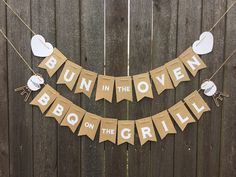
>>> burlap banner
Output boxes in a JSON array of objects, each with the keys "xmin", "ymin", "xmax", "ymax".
[
  {"xmin": 31, "ymin": 84, "xmax": 210, "ymax": 145},
  {"xmin": 95, "ymin": 75, "xmax": 115, "ymax": 102},
  {"xmin": 99, "ymin": 118, "xmax": 117, "ymax": 143},
  {"xmin": 38, "ymin": 47, "xmax": 206, "ymax": 103},
  {"xmin": 135, "ymin": 117, "xmax": 157, "ymax": 145},
  {"xmin": 38, "ymin": 48, "xmax": 67, "ymax": 77},
  {"xmin": 60, "ymin": 104, "xmax": 86, "ymax": 132},
  {"xmin": 78, "ymin": 112, "xmax": 101, "ymax": 140},
  {"xmin": 57, "ymin": 60, "xmax": 82, "ymax": 90},
  {"xmin": 74, "ymin": 69, "xmax": 97, "ymax": 98}
]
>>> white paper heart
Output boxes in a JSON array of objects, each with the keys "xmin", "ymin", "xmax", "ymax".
[
  {"xmin": 192, "ymin": 31, "xmax": 214, "ymax": 55},
  {"xmin": 27, "ymin": 75, "xmax": 45, "ymax": 91},
  {"xmin": 31, "ymin": 34, "xmax": 53, "ymax": 57}
]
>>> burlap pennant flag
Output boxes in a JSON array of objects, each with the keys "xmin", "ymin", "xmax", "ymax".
[
  {"xmin": 117, "ymin": 120, "xmax": 135, "ymax": 145},
  {"xmin": 78, "ymin": 112, "xmax": 101, "ymax": 140},
  {"xmin": 38, "ymin": 48, "xmax": 67, "ymax": 77},
  {"xmin": 99, "ymin": 118, "xmax": 117, "ymax": 143},
  {"xmin": 168, "ymin": 101, "xmax": 196, "ymax": 131},
  {"xmin": 74, "ymin": 69, "xmax": 97, "ymax": 98},
  {"xmin": 152, "ymin": 110, "xmax": 176, "ymax": 139},
  {"xmin": 45, "ymin": 96, "xmax": 72, "ymax": 123},
  {"xmin": 60, "ymin": 104, "xmax": 86, "ymax": 132},
  {"xmin": 150, "ymin": 66, "xmax": 174, "ymax": 94},
  {"xmin": 57, "ymin": 60, "xmax": 82, "ymax": 90},
  {"xmin": 30, "ymin": 84, "xmax": 59, "ymax": 113},
  {"xmin": 165, "ymin": 58, "xmax": 190, "ymax": 87},
  {"xmin": 184, "ymin": 90, "xmax": 210, "ymax": 120},
  {"xmin": 95, "ymin": 75, "xmax": 115, "ymax": 102},
  {"xmin": 135, "ymin": 117, "xmax": 157, "ymax": 145},
  {"xmin": 179, "ymin": 47, "xmax": 207, "ymax": 76},
  {"xmin": 115, "ymin": 76, "xmax": 133, "ymax": 102},
  {"xmin": 133, "ymin": 73, "xmax": 153, "ymax": 101}
]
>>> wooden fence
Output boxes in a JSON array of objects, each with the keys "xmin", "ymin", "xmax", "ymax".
[{"xmin": 0, "ymin": 0, "xmax": 236, "ymax": 177}]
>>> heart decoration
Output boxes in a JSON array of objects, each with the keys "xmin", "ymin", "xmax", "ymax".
[
  {"xmin": 31, "ymin": 34, "xmax": 53, "ymax": 57},
  {"xmin": 201, "ymin": 80, "xmax": 217, "ymax": 97},
  {"xmin": 192, "ymin": 31, "xmax": 214, "ymax": 55}
]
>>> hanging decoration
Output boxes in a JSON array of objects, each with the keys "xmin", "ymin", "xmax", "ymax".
[{"xmin": 1, "ymin": 0, "xmax": 236, "ymax": 145}]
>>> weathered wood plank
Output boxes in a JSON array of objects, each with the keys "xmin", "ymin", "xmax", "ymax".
[
  {"xmin": 219, "ymin": 0, "xmax": 236, "ymax": 176},
  {"xmin": 197, "ymin": 0, "xmax": 226, "ymax": 177},
  {"xmin": 55, "ymin": 1, "xmax": 81, "ymax": 177},
  {"xmin": 31, "ymin": 0, "xmax": 58, "ymax": 177},
  {"xmin": 104, "ymin": 0, "xmax": 128, "ymax": 176},
  {"xmin": 80, "ymin": 1, "xmax": 105, "ymax": 177},
  {"xmin": 0, "ymin": 2, "xmax": 9, "ymax": 177},
  {"xmin": 7, "ymin": 0, "xmax": 32, "ymax": 177},
  {"xmin": 128, "ymin": 0, "xmax": 153, "ymax": 176},
  {"xmin": 174, "ymin": 0, "xmax": 202, "ymax": 177},
  {"xmin": 150, "ymin": 0, "xmax": 178, "ymax": 177}
]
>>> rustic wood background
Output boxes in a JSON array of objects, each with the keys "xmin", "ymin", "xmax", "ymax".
[{"xmin": 1, "ymin": 0, "xmax": 236, "ymax": 177}]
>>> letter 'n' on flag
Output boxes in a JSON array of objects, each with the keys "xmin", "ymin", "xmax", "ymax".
[
  {"xmin": 168, "ymin": 101, "xmax": 196, "ymax": 131},
  {"xmin": 152, "ymin": 110, "xmax": 176, "ymax": 140},
  {"xmin": 74, "ymin": 69, "xmax": 97, "ymax": 98},
  {"xmin": 45, "ymin": 96, "xmax": 72, "ymax": 123},
  {"xmin": 179, "ymin": 47, "xmax": 207, "ymax": 76},
  {"xmin": 135, "ymin": 117, "xmax": 157, "ymax": 145},
  {"xmin": 30, "ymin": 84, "xmax": 59, "ymax": 113},
  {"xmin": 57, "ymin": 60, "xmax": 82, "ymax": 90},
  {"xmin": 117, "ymin": 120, "xmax": 135, "ymax": 145},
  {"xmin": 78, "ymin": 112, "xmax": 101, "ymax": 140},
  {"xmin": 184, "ymin": 90, "xmax": 210, "ymax": 120},
  {"xmin": 38, "ymin": 48, "xmax": 67, "ymax": 77}
]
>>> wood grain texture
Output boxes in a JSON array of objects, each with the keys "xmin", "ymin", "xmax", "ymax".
[
  {"xmin": 80, "ymin": 1, "xmax": 105, "ymax": 177},
  {"xmin": 31, "ymin": 1, "xmax": 57, "ymax": 177},
  {"xmin": 174, "ymin": 0, "xmax": 202, "ymax": 177},
  {"xmin": 104, "ymin": 0, "xmax": 128, "ymax": 176},
  {"xmin": 150, "ymin": 0, "xmax": 178, "ymax": 177},
  {"xmin": 128, "ymin": 0, "xmax": 153, "ymax": 177},
  {"xmin": 55, "ymin": 1, "xmax": 81, "ymax": 177},
  {"xmin": 7, "ymin": 1, "xmax": 33, "ymax": 177},
  {"xmin": 198, "ymin": 0, "xmax": 226, "ymax": 177},
  {"xmin": 220, "ymin": 0, "xmax": 236, "ymax": 176},
  {"xmin": 0, "ymin": 0, "xmax": 236, "ymax": 177},
  {"xmin": 0, "ymin": 2, "xmax": 9, "ymax": 177}
]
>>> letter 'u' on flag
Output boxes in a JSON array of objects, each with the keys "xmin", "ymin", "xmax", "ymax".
[
  {"xmin": 74, "ymin": 69, "xmax": 97, "ymax": 98},
  {"xmin": 135, "ymin": 117, "xmax": 157, "ymax": 145},
  {"xmin": 30, "ymin": 84, "xmax": 59, "ymax": 113},
  {"xmin": 150, "ymin": 66, "xmax": 174, "ymax": 95},
  {"xmin": 60, "ymin": 104, "xmax": 86, "ymax": 133},
  {"xmin": 117, "ymin": 120, "xmax": 135, "ymax": 145},
  {"xmin": 165, "ymin": 58, "xmax": 190, "ymax": 87},
  {"xmin": 57, "ymin": 60, "xmax": 82, "ymax": 90},
  {"xmin": 152, "ymin": 110, "xmax": 176, "ymax": 140},
  {"xmin": 38, "ymin": 48, "xmax": 67, "ymax": 77},
  {"xmin": 78, "ymin": 112, "xmax": 101, "ymax": 140},
  {"xmin": 99, "ymin": 118, "xmax": 117, "ymax": 144},
  {"xmin": 95, "ymin": 75, "xmax": 115, "ymax": 103},
  {"xmin": 133, "ymin": 73, "xmax": 153, "ymax": 101},
  {"xmin": 179, "ymin": 47, "xmax": 207, "ymax": 76},
  {"xmin": 115, "ymin": 76, "xmax": 133, "ymax": 102},
  {"xmin": 45, "ymin": 96, "xmax": 72, "ymax": 123},
  {"xmin": 184, "ymin": 90, "xmax": 210, "ymax": 120},
  {"xmin": 168, "ymin": 101, "xmax": 196, "ymax": 131}
]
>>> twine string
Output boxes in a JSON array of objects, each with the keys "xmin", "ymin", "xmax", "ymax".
[
  {"xmin": 0, "ymin": 29, "xmax": 37, "ymax": 75},
  {"xmin": 0, "ymin": 29, "xmax": 236, "ymax": 92}
]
